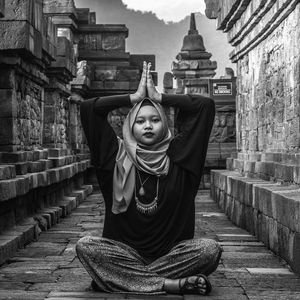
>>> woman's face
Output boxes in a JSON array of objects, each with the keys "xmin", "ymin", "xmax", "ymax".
[{"xmin": 133, "ymin": 105, "xmax": 164, "ymax": 146}]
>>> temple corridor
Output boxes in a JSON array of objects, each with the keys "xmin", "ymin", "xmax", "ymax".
[{"xmin": 0, "ymin": 189, "xmax": 299, "ymax": 300}]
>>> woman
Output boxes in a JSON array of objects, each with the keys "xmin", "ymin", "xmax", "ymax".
[{"xmin": 76, "ymin": 62, "xmax": 222, "ymax": 295}]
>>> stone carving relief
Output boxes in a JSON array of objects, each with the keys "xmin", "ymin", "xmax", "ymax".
[
  {"xmin": 16, "ymin": 77, "xmax": 42, "ymax": 150},
  {"xmin": 210, "ymin": 110, "xmax": 236, "ymax": 143}
]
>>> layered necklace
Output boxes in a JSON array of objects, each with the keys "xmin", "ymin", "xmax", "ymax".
[{"xmin": 135, "ymin": 169, "xmax": 159, "ymax": 215}]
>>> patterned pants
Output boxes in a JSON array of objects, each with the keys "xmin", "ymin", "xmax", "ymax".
[{"xmin": 76, "ymin": 236, "xmax": 222, "ymax": 294}]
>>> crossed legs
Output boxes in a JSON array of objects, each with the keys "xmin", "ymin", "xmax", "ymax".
[{"xmin": 76, "ymin": 236, "xmax": 222, "ymax": 295}]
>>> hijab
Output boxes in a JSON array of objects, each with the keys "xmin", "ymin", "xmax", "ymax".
[{"xmin": 112, "ymin": 98, "xmax": 172, "ymax": 214}]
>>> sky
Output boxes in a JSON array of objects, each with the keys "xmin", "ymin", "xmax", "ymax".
[
  {"xmin": 121, "ymin": 0, "xmax": 206, "ymax": 23},
  {"xmin": 74, "ymin": 0, "xmax": 236, "ymax": 91}
]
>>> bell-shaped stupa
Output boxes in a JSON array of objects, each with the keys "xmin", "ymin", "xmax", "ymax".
[
  {"xmin": 181, "ymin": 13, "xmax": 206, "ymax": 51},
  {"xmin": 171, "ymin": 13, "xmax": 217, "ymax": 95}
]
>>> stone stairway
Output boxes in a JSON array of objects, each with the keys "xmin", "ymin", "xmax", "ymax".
[{"xmin": 0, "ymin": 189, "xmax": 299, "ymax": 300}]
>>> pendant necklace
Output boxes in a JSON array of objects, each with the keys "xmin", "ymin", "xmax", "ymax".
[{"xmin": 135, "ymin": 169, "xmax": 159, "ymax": 215}]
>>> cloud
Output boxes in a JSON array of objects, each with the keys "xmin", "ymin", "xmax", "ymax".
[{"xmin": 121, "ymin": 0, "xmax": 206, "ymax": 23}]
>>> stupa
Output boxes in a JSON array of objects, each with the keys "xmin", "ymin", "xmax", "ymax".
[{"xmin": 171, "ymin": 13, "xmax": 217, "ymax": 95}]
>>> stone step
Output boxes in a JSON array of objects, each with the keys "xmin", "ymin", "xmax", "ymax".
[
  {"xmin": 0, "ymin": 218, "xmax": 39, "ymax": 266},
  {"xmin": 48, "ymin": 148, "xmax": 72, "ymax": 158},
  {"xmin": 211, "ymin": 169, "xmax": 300, "ymax": 275},
  {"xmin": 48, "ymin": 155, "xmax": 77, "ymax": 168},
  {"xmin": 91, "ymin": 80, "xmax": 139, "ymax": 91},
  {"xmin": 0, "ymin": 165, "xmax": 16, "ymax": 180},
  {"xmin": 229, "ymin": 157, "xmax": 300, "ymax": 184},
  {"xmin": 0, "ymin": 160, "xmax": 90, "ymax": 201},
  {"xmin": 0, "ymin": 150, "xmax": 48, "ymax": 164},
  {"xmin": 0, "ymin": 185, "xmax": 93, "ymax": 266}
]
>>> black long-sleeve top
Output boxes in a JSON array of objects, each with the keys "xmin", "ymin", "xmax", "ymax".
[{"xmin": 80, "ymin": 94, "xmax": 215, "ymax": 260}]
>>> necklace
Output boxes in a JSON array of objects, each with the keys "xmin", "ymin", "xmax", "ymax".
[{"xmin": 135, "ymin": 169, "xmax": 159, "ymax": 215}]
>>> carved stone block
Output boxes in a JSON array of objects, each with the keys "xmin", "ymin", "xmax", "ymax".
[
  {"xmin": 4, "ymin": 0, "xmax": 43, "ymax": 31},
  {"xmin": 0, "ymin": 21, "xmax": 42, "ymax": 59},
  {"xmin": 94, "ymin": 67, "xmax": 117, "ymax": 81},
  {"xmin": 102, "ymin": 34, "xmax": 126, "ymax": 51},
  {"xmin": 116, "ymin": 69, "xmax": 140, "ymax": 81},
  {"xmin": 0, "ymin": 0, "xmax": 4, "ymax": 18},
  {"xmin": 43, "ymin": 0, "xmax": 77, "ymax": 15},
  {"xmin": 204, "ymin": 0, "xmax": 219, "ymax": 19},
  {"xmin": 42, "ymin": 15, "xmax": 56, "ymax": 61},
  {"xmin": 0, "ymin": 89, "xmax": 17, "ymax": 118},
  {"xmin": 76, "ymin": 8, "xmax": 90, "ymax": 24},
  {"xmin": 78, "ymin": 33, "xmax": 101, "ymax": 51},
  {"xmin": 163, "ymin": 72, "xmax": 174, "ymax": 89},
  {"xmin": 172, "ymin": 69, "xmax": 216, "ymax": 79},
  {"xmin": 129, "ymin": 55, "xmax": 156, "ymax": 70},
  {"xmin": 0, "ymin": 118, "xmax": 15, "ymax": 146}
]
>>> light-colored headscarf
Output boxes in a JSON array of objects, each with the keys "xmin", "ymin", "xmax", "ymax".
[{"xmin": 112, "ymin": 98, "xmax": 172, "ymax": 214}]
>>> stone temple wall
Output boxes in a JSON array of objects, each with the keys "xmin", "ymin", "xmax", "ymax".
[
  {"xmin": 206, "ymin": 0, "xmax": 300, "ymax": 274},
  {"xmin": 237, "ymin": 8, "xmax": 300, "ymax": 153},
  {"xmin": 0, "ymin": 0, "xmax": 156, "ymax": 265}
]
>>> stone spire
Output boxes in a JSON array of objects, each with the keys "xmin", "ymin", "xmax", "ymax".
[
  {"xmin": 181, "ymin": 13, "xmax": 205, "ymax": 51},
  {"xmin": 171, "ymin": 13, "xmax": 217, "ymax": 94},
  {"xmin": 189, "ymin": 12, "xmax": 197, "ymax": 34}
]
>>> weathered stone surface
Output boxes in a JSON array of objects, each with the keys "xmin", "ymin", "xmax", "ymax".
[
  {"xmin": 0, "ymin": 165, "xmax": 16, "ymax": 180},
  {"xmin": 0, "ymin": 21, "xmax": 42, "ymax": 58},
  {"xmin": 208, "ymin": 0, "xmax": 300, "ymax": 275},
  {"xmin": 211, "ymin": 169, "xmax": 300, "ymax": 274},
  {"xmin": 0, "ymin": 290, "xmax": 48, "ymax": 299},
  {"xmin": 44, "ymin": 0, "xmax": 77, "ymax": 15},
  {"xmin": 0, "ymin": 0, "xmax": 4, "ymax": 18},
  {"xmin": 205, "ymin": 0, "xmax": 220, "ymax": 19},
  {"xmin": 0, "ymin": 190, "xmax": 299, "ymax": 299}
]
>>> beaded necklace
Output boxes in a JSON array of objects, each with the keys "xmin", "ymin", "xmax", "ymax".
[{"xmin": 135, "ymin": 169, "xmax": 159, "ymax": 215}]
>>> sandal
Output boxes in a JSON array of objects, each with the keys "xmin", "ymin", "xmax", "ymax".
[{"xmin": 179, "ymin": 275, "xmax": 212, "ymax": 295}]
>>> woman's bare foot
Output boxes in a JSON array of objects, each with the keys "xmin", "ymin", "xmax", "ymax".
[{"xmin": 164, "ymin": 275, "xmax": 212, "ymax": 295}]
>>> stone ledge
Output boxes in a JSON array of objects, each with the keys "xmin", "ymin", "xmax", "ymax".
[
  {"xmin": 0, "ymin": 165, "xmax": 16, "ymax": 180},
  {"xmin": 223, "ymin": 0, "xmax": 252, "ymax": 33},
  {"xmin": 0, "ymin": 218, "xmax": 39, "ymax": 266},
  {"xmin": 172, "ymin": 69, "xmax": 216, "ymax": 79},
  {"xmin": 229, "ymin": 0, "xmax": 299, "ymax": 61},
  {"xmin": 211, "ymin": 169, "xmax": 300, "ymax": 274},
  {"xmin": 0, "ymin": 21, "xmax": 42, "ymax": 59},
  {"xmin": 0, "ymin": 150, "xmax": 48, "ymax": 163},
  {"xmin": 0, "ymin": 184, "xmax": 93, "ymax": 266},
  {"xmin": 0, "ymin": 160, "xmax": 90, "ymax": 201},
  {"xmin": 228, "ymin": 157, "xmax": 300, "ymax": 184}
]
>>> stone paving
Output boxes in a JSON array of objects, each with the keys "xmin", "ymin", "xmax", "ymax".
[{"xmin": 0, "ymin": 189, "xmax": 300, "ymax": 300}]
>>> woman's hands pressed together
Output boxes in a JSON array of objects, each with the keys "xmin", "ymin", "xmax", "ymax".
[
  {"xmin": 130, "ymin": 61, "xmax": 162, "ymax": 104},
  {"xmin": 146, "ymin": 62, "xmax": 162, "ymax": 103}
]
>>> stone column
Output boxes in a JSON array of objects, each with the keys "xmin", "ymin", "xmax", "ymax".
[
  {"xmin": 70, "ymin": 60, "xmax": 91, "ymax": 152},
  {"xmin": 0, "ymin": 0, "xmax": 52, "ymax": 152},
  {"xmin": 44, "ymin": 36, "xmax": 76, "ymax": 149}
]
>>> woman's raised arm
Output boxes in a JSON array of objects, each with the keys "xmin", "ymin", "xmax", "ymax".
[{"xmin": 163, "ymin": 93, "xmax": 215, "ymax": 180}]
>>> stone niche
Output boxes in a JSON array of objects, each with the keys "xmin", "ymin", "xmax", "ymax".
[{"xmin": 205, "ymin": 0, "xmax": 300, "ymax": 274}]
